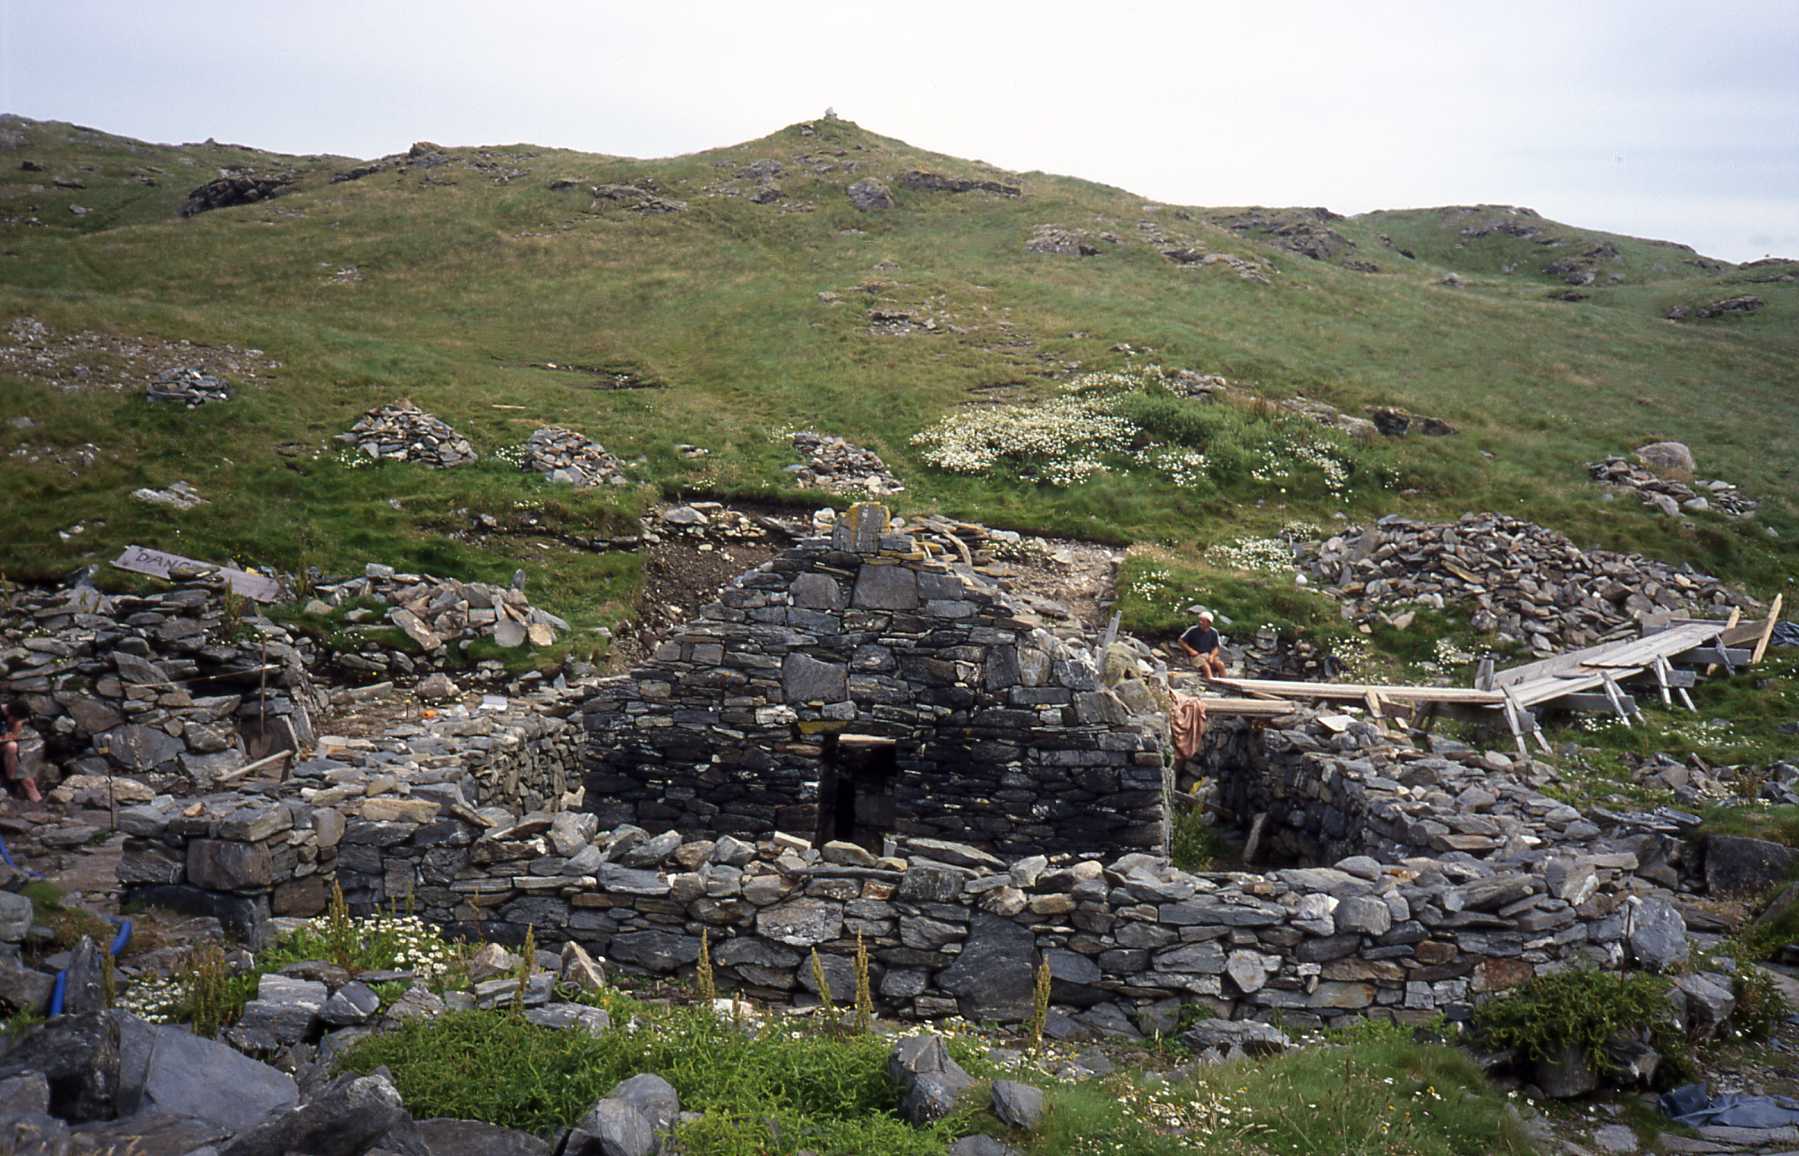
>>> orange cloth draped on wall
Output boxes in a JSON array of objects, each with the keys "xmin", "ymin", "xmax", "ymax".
[{"xmin": 1171, "ymin": 695, "xmax": 1209, "ymax": 761}]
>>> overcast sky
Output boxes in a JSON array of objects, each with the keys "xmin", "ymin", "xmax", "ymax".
[{"xmin": 5, "ymin": 1, "xmax": 1797, "ymax": 262}]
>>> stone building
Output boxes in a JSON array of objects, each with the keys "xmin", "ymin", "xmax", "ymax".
[{"xmin": 582, "ymin": 505, "xmax": 1167, "ymax": 859}]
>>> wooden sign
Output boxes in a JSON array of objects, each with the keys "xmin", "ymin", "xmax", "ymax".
[{"xmin": 111, "ymin": 545, "xmax": 282, "ymax": 602}]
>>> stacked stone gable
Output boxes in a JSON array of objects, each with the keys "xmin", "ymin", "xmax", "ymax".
[{"xmin": 581, "ymin": 505, "xmax": 1167, "ymax": 860}]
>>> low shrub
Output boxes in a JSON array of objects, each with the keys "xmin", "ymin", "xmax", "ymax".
[
  {"xmin": 1169, "ymin": 802, "xmax": 1224, "ymax": 872},
  {"xmin": 1471, "ymin": 969, "xmax": 1680, "ymax": 1074},
  {"xmin": 1729, "ymin": 965, "xmax": 1793, "ymax": 1041}
]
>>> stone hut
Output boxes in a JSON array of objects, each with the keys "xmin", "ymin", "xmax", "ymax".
[{"xmin": 582, "ymin": 505, "xmax": 1167, "ymax": 859}]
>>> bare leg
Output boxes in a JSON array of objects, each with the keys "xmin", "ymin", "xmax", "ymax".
[{"xmin": 3, "ymin": 741, "xmax": 35, "ymax": 803}]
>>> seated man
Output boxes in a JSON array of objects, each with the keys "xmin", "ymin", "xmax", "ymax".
[
  {"xmin": 2, "ymin": 700, "xmax": 40, "ymax": 803},
  {"xmin": 1177, "ymin": 613, "xmax": 1227, "ymax": 679}
]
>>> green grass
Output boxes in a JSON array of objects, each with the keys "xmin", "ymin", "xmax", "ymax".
[
  {"xmin": 337, "ymin": 997, "xmax": 1531, "ymax": 1155},
  {"xmin": 2, "ymin": 113, "xmax": 1796, "ymax": 651}
]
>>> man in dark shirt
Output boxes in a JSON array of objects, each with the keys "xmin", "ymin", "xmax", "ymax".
[{"xmin": 1178, "ymin": 613, "xmax": 1227, "ymax": 678}]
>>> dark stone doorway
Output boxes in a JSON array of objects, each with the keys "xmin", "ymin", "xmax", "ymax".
[{"xmin": 815, "ymin": 734, "xmax": 898, "ymax": 852}]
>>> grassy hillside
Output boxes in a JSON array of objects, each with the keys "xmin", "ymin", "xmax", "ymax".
[{"xmin": 1, "ymin": 111, "xmax": 1794, "ymax": 659}]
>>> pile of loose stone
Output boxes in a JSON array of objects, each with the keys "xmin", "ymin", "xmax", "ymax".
[
  {"xmin": 785, "ymin": 430, "xmax": 904, "ymax": 496},
  {"xmin": 144, "ymin": 366, "xmax": 232, "ymax": 405},
  {"xmin": 336, "ymin": 403, "xmax": 477, "ymax": 467},
  {"xmin": 652, "ymin": 503, "xmax": 771, "ymax": 542},
  {"xmin": 1026, "ymin": 225, "xmax": 1107, "ymax": 256},
  {"xmin": 312, "ymin": 563, "xmax": 566, "ymax": 655},
  {"xmin": 0, "ymin": 581, "xmax": 324, "ymax": 793},
  {"xmin": 521, "ymin": 426, "xmax": 628, "ymax": 488},
  {"xmin": 1589, "ymin": 456, "xmax": 1758, "ymax": 518},
  {"xmin": 1299, "ymin": 512, "xmax": 1751, "ymax": 655}
]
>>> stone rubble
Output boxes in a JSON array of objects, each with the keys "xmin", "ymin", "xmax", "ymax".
[
  {"xmin": 1665, "ymin": 295, "xmax": 1763, "ymax": 322},
  {"xmin": 898, "ymin": 170, "xmax": 1021, "ymax": 197},
  {"xmin": 520, "ymin": 426, "xmax": 628, "ymax": 488},
  {"xmin": 130, "ymin": 480, "xmax": 206, "ymax": 510},
  {"xmin": 336, "ymin": 403, "xmax": 477, "ymax": 467},
  {"xmin": 179, "ymin": 172, "xmax": 293, "ymax": 217},
  {"xmin": 1590, "ymin": 456, "xmax": 1758, "ymax": 518},
  {"xmin": 1300, "ymin": 512, "xmax": 1752, "ymax": 655},
  {"xmin": 312, "ymin": 563, "xmax": 565, "ymax": 657},
  {"xmin": 144, "ymin": 367, "xmax": 232, "ymax": 406},
  {"xmin": 651, "ymin": 503, "xmax": 770, "ymax": 543},
  {"xmin": 785, "ymin": 430, "xmax": 904, "ymax": 497},
  {"xmin": 1025, "ymin": 225, "xmax": 1107, "ymax": 257}
]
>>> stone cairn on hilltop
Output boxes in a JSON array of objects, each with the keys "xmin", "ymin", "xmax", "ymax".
[
  {"xmin": 1589, "ymin": 441, "xmax": 1758, "ymax": 518},
  {"xmin": 522, "ymin": 426, "xmax": 628, "ymax": 488},
  {"xmin": 145, "ymin": 366, "xmax": 232, "ymax": 406},
  {"xmin": 337, "ymin": 403, "xmax": 477, "ymax": 467},
  {"xmin": 1300, "ymin": 512, "xmax": 1750, "ymax": 656},
  {"xmin": 314, "ymin": 563, "xmax": 566, "ymax": 654},
  {"xmin": 786, "ymin": 430, "xmax": 904, "ymax": 497}
]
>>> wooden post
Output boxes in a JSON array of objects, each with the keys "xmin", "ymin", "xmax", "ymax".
[
  {"xmin": 1751, "ymin": 593, "xmax": 1785, "ymax": 666},
  {"xmin": 1651, "ymin": 656, "xmax": 1673, "ymax": 708},
  {"xmin": 1475, "ymin": 654, "xmax": 1495, "ymax": 692}
]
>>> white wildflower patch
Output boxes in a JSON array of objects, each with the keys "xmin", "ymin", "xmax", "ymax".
[
  {"xmin": 1212, "ymin": 537, "xmax": 1294, "ymax": 573},
  {"xmin": 912, "ymin": 388, "xmax": 1138, "ymax": 485},
  {"xmin": 116, "ymin": 974, "xmax": 187, "ymax": 1025}
]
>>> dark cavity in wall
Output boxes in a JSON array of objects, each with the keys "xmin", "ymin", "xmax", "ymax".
[{"xmin": 814, "ymin": 733, "xmax": 900, "ymax": 852}]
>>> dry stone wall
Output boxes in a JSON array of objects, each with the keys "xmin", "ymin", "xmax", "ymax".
[
  {"xmin": 581, "ymin": 505, "xmax": 1167, "ymax": 861},
  {"xmin": 118, "ymin": 708, "xmax": 1692, "ymax": 1031}
]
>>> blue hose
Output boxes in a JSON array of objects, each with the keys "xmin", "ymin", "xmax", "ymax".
[
  {"xmin": 46, "ymin": 918, "xmax": 132, "ymax": 1018},
  {"xmin": 0, "ymin": 833, "xmax": 14, "ymax": 868}
]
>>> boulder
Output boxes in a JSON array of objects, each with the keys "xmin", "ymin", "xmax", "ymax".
[
  {"xmin": 846, "ymin": 178, "xmax": 893, "ymax": 211},
  {"xmin": 560, "ymin": 941, "xmax": 608, "ymax": 992},
  {"xmin": 218, "ymin": 1072, "xmax": 417, "ymax": 1156},
  {"xmin": 320, "ymin": 982, "xmax": 382, "ymax": 1028},
  {"xmin": 0, "ymin": 1072, "xmax": 49, "ymax": 1116},
  {"xmin": 950, "ymin": 1139, "xmax": 1024, "ymax": 1156},
  {"xmin": 0, "ymin": 957, "xmax": 56, "ymax": 1016},
  {"xmin": 609, "ymin": 1073, "xmax": 679, "ymax": 1133},
  {"xmin": 1703, "ymin": 835, "xmax": 1799, "ymax": 895},
  {"xmin": 131, "ymin": 1024, "xmax": 298, "ymax": 1132},
  {"xmin": 523, "ymin": 1003, "xmax": 611, "ymax": 1036},
  {"xmin": 1533, "ymin": 1044, "xmax": 1599, "ymax": 1098},
  {"xmin": 1635, "ymin": 441, "xmax": 1696, "ymax": 474},
  {"xmin": 565, "ymin": 1097, "xmax": 656, "ymax": 1156},
  {"xmin": 1674, "ymin": 973, "xmax": 1736, "ymax": 1042},
  {"xmin": 415, "ymin": 1118, "xmax": 551, "ymax": 1156},
  {"xmin": 990, "ymin": 1079, "xmax": 1045, "ymax": 1130},
  {"xmin": 0, "ymin": 890, "xmax": 32, "ymax": 943},
  {"xmin": 937, "ymin": 914, "xmax": 1037, "ymax": 1021},
  {"xmin": 1627, "ymin": 896, "xmax": 1690, "ymax": 973},
  {"xmin": 887, "ymin": 1034, "xmax": 974, "ymax": 1125},
  {"xmin": 0, "ymin": 1011, "xmax": 121, "ymax": 1122},
  {"xmin": 1180, "ymin": 1019, "xmax": 1291, "ymax": 1061}
]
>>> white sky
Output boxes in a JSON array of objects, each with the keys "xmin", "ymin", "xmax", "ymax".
[{"xmin": 5, "ymin": 1, "xmax": 1797, "ymax": 262}]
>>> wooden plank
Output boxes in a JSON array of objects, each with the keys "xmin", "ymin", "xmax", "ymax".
[
  {"xmin": 1751, "ymin": 593, "xmax": 1785, "ymax": 666},
  {"xmin": 1207, "ymin": 677, "xmax": 1504, "ymax": 705},
  {"xmin": 1556, "ymin": 692, "xmax": 1639, "ymax": 712},
  {"xmin": 1705, "ymin": 607, "xmax": 1743, "ymax": 675},
  {"xmin": 1189, "ymin": 698, "xmax": 1299, "ymax": 718},
  {"xmin": 1671, "ymin": 646, "xmax": 1750, "ymax": 668}
]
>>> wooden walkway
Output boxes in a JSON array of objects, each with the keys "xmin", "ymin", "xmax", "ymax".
[{"xmin": 1180, "ymin": 595, "xmax": 1784, "ymax": 756}]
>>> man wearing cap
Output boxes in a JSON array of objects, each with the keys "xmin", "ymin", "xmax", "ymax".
[{"xmin": 1178, "ymin": 613, "xmax": 1227, "ymax": 678}]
